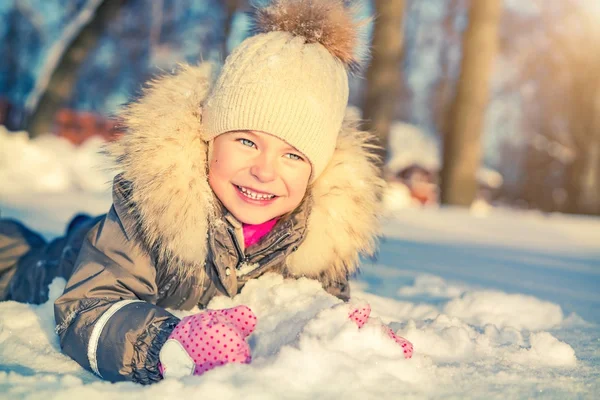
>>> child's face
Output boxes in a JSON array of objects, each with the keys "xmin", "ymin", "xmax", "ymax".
[{"xmin": 208, "ymin": 130, "xmax": 312, "ymax": 225}]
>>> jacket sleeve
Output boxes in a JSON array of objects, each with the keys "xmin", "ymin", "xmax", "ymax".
[
  {"xmin": 323, "ymin": 275, "xmax": 351, "ymax": 302},
  {"xmin": 53, "ymin": 189, "xmax": 180, "ymax": 384}
]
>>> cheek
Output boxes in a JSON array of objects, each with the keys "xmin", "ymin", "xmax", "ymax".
[
  {"xmin": 209, "ymin": 150, "xmax": 232, "ymax": 178},
  {"xmin": 207, "ymin": 166, "xmax": 219, "ymax": 195},
  {"xmin": 208, "ymin": 157, "xmax": 228, "ymax": 193},
  {"xmin": 286, "ymin": 170, "xmax": 310, "ymax": 203}
]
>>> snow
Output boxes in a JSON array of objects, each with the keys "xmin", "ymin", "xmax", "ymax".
[
  {"xmin": 1, "ymin": 131, "xmax": 599, "ymax": 398},
  {"xmin": 386, "ymin": 121, "xmax": 504, "ymax": 188},
  {"xmin": 382, "ymin": 181, "xmax": 418, "ymax": 211},
  {"xmin": 476, "ymin": 167, "xmax": 503, "ymax": 189},
  {"xmin": 387, "ymin": 121, "xmax": 440, "ymax": 172},
  {"xmin": 442, "ymin": 291, "xmax": 563, "ymax": 331},
  {"xmin": 0, "ymin": 126, "xmax": 115, "ymax": 195}
]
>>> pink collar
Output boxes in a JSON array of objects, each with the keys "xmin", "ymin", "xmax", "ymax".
[{"xmin": 242, "ymin": 218, "xmax": 278, "ymax": 248}]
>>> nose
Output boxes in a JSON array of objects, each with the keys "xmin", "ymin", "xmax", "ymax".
[{"xmin": 250, "ymin": 152, "xmax": 277, "ymax": 183}]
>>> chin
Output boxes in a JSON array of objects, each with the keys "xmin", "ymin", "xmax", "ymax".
[
  {"xmin": 238, "ymin": 214, "xmax": 272, "ymax": 225},
  {"xmin": 229, "ymin": 208, "xmax": 273, "ymax": 225}
]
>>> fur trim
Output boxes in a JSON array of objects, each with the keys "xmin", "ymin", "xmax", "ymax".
[
  {"xmin": 106, "ymin": 63, "xmax": 384, "ymax": 283},
  {"xmin": 286, "ymin": 119, "xmax": 384, "ymax": 282},
  {"xmin": 254, "ymin": 0, "xmax": 367, "ymax": 70},
  {"xmin": 106, "ymin": 64, "xmax": 215, "ymax": 278}
]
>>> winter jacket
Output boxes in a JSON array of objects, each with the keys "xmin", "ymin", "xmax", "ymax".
[
  {"xmin": 0, "ymin": 215, "xmax": 102, "ymax": 304},
  {"xmin": 6, "ymin": 63, "xmax": 384, "ymax": 384}
]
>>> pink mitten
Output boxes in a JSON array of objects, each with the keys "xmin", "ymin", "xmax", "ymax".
[
  {"xmin": 384, "ymin": 326, "xmax": 413, "ymax": 358},
  {"xmin": 348, "ymin": 303, "xmax": 413, "ymax": 359},
  {"xmin": 159, "ymin": 305, "xmax": 256, "ymax": 378},
  {"xmin": 349, "ymin": 303, "xmax": 372, "ymax": 328}
]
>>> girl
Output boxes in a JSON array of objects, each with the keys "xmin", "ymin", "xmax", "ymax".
[{"xmin": 0, "ymin": 0, "xmax": 412, "ymax": 384}]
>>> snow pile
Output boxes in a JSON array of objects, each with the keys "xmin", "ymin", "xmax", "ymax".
[
  {"xmin": 0, "ymin": 272, "xmax": 583, "ymax": 399},
  {"xmin": 443, "ymin": 291, "xmax": 564, "ymax": 331},
  {"xmin": 382, "ymin": 182, "xmax": 419, "ymax": 211},
  {"xmin": 396, "ymin": 276, "xmax": 568, "ymax": 331},
  {"xmin": 385, "ymin": 121, "xmax": 503, "ymax": 188},
  {"xmin": 398, "ymin": 274, "xmax": 468, "ymax": 299},
  {"xmin": 401, "ymin": 315, "xmax": 575, "ymax": 367},
  {"xmin": 0, "ymin": 280, "xmax": 83, "ymax": 377},
  {"xmin": 387, "ymin": 121, "xmax": 440, "ymax": 173},
  {"xmin": 0, "ymin": 127, "xmax": 115, "ymax": 195},
  {"xmin": 477, "ymin": 167, "xmax": 504, "ymax": 189}
]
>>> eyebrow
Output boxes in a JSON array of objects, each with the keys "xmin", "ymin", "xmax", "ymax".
[{"xmin": 244, "ymin": 130, "xmax": 259, "ymax": 138}]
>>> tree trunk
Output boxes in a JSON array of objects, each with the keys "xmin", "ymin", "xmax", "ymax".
[
  {"xmin": 26, "ymin": 0, "xmax": 123, "ymax": 138},
  {"xmin": 432, "ymin": 0, "xmax": 461, "ymax": 137},
  {"xmin": 362, "ymin": 0, "xmax": 405, "ymax": 168},
  {"xmin": 440, "ymin": 0, "xmax": 502, "ymax": 206},
  {"xmin": 564, "ymin": 123, "xmax": 600, "ymax": 215},
  {"xmin": 222, "ymin": 0, "xmax": 242, "ymax": 59},
  {"xmin": 579, "ymin": 133, "xmax": 600, "ymax": 214},
  {"xmin": 561, "ymin": 40, "xmax": 600, "ymax": 215}
]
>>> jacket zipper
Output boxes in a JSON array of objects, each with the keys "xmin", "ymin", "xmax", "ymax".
[
  {"xmin": 226, "ymin": 226, "xmax": 291, "ymax": 268},
  {"xmin": 227, "ymin": 226, "xmax": 246, "ymax": 266},
  {"xmin": 250, "ymin": 232, "xmax": 291, "ymax": 259}
]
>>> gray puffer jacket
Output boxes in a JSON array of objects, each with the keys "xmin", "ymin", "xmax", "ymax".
[{"xmin": 4, "ymin": 63, "xmax": 384, "ymax": 385}]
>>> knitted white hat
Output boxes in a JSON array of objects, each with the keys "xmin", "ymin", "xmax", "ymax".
[{"xmin": 202, "ymin": 0, "xmax": 364, "ymax": 181}]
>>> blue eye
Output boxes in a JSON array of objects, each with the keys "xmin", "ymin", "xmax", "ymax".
[
  {"xmin": 285, "ymin": 153, "xmax": 303, "ymax": 161},
  {"xmin": 239, "ymin": 138, "xmax": 256, "ymax": 148}
]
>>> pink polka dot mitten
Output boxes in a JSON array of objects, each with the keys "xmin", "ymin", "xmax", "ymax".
[
  {"xmin": 348, "ymin": 303, "xmax": 372, "ymax": 328},
  {"xmin": 158, "ymin": 305, "xmax": 257, "ymax": 378},
  {"xmin": 348, "ymin": 303, "xmax": 413, "ymax": 359}
]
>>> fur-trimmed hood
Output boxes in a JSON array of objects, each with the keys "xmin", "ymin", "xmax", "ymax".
[{"xmin": 107, "ymin": 63, "xmax": 384, "ymax": 283}]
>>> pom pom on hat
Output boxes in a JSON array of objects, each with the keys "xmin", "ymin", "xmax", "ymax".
[{"xmin": 254, "ymin": 0, "xmax": 365, "ymax": 71}]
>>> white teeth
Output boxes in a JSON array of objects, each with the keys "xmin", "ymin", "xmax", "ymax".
[{"xmin": 237, "ymin": 185, "xmax": 275, "ymax": 200}]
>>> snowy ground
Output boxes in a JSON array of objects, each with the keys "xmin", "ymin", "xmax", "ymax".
[{"xmin": 0, "ymin": 130, "xmax": 599, "ymax": 399}]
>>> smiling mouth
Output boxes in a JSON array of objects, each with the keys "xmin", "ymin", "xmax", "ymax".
[{"xmin": 234, "ymin": 185, "xmax": 277, "ymax": 201}]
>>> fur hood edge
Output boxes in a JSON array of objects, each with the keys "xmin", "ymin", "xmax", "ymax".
[{"xmin": 106, "ymin": 63, "xmax": 385, "ymax": 283}]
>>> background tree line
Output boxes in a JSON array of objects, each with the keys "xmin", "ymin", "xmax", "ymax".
[{"xmin": 1, "ymin": 0, "xmax": 598, "ymax": 215}]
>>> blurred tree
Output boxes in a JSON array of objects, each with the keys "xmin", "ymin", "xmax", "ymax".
[
  {"xmin": 70, "ymin": 0, "xmax": 228, "ymax": 116},
  {"xmin": 440, "ymin": 0, "xmax": 502, "ymax": 206},
  {"xmin": 516, "ymin": 3, "xmax": 600, "ymax": 215},
  {"xmin": 0, "ymin": 3, "xmax": 44, "ymax": 130},
  {"xmin": 26, "ymin": 0, "xmax": 124, "ymax": 138},
  {"xmin": 362, "ymin": 0, "xmax": 405, "ymax": 168},
  {"xmin": 552, "ymin": 12, "xmax": 600, "ymax": 215},
  {"xmin": 222, "ymin": 0, "xmax": 246, "ymax": 59},
  {"xmin": 430, "ymin": 0, "xmax": 463, "ymax": 138}
]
